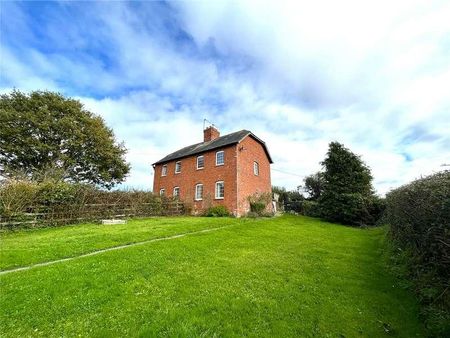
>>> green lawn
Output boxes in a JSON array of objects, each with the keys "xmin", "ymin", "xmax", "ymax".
[{"xmin": 0, "ymin": 215, "xmax": 424, "ymax": 337}]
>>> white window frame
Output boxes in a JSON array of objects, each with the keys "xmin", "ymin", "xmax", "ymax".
[
  {"xmin": 197, "ymin": 155, "xmax": 204, "ymax": 170},
  {"xmin": 161, "ymin": 165, "xmax": 167, "ymax": 176},
  {"xmin": 195, "ymin": 183, "xmax": 203, "ymax": 201},
  {"xmin": 216, "ymin": 151, "xmax": 225, "ymax": 166},
  {"xmin": 253, "ymin": 161, "xmax": 259, "ymax": 176},
  {"xmin": 175, "ymin": 161, "xmax": 181, "ymax": 174},
  {"xmin": 215, "ymin": 181, "xmax": 224, "ymax": 199},
  {"xmin": 173, "ymin": 186, "xmax": 180, "ymax": 198},
  {"xmin": 159, "ymin": 188, "xmax": 165, "ymax": 196}
]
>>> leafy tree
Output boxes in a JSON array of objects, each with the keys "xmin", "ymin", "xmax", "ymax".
[
  {"xmin": 0, "ymin": 90, "xmax": 130, "ymax": 189},
  {"xmin": 301, "ymin": 171, "xmax": 325, "ymax": 200},
  {"xmin": 272, "ymin": 185, "xmax": 303, "ymax": 212},
  {"xmin": 319, "ymin": 142, "xmax": 377, "ymax": 225}
]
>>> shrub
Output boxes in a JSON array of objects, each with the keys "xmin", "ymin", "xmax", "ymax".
[
  {"xmin": 35, "ymin": 181, "xmax": 89, "ymax": 207},
  {"xmin": 385, "ymin": 170, "xmax": 450, "ymax": 335},
  {"xmin": 366, "ymin": 195, "xmax": 386, "ymax": 225},
  {"xmin": 0, "ymin": 178, "xmax": 185, "ymax": 229},
  {"xmin": 0, "ymin": 179, "xmax": 38, "ymax": 217},
  {"xmin": 204, "ymin": 205, "xmax": 230, "ymax": 217},
  {"xmin": 319, "ymin": 192, "xmax": 368, "ymax": 225},
  {"xmin": 248, "ymin": 192, "xmax": 272, "ymax": 216},
  {"xmin": 284, "ymin": 200, "xmax": 303, "ymax": 213},
  {"xmin": 301, "ymin": 200, "xmax": 321, "ymax": 217},
  {"xmin": 250, "ymin": 202, "xmax": 266, "ymax": 213}
]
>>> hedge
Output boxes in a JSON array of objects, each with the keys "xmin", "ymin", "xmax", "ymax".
[
  {"xmin": 0, "ymin": 179, "xmax": 185, "ymax": 229},
  {"xmin": 385, "ymin": 170, "xmax": 450, "ymax": 335}
]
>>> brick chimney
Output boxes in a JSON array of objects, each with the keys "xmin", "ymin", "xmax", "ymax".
[{"xmin": 203, "ymin": 126, "xmax": 220, "ymax": 142}]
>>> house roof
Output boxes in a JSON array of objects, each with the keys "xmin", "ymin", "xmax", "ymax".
[{"xmin": 152, "ymin": 129, "xmax": 273, "ymax": 165}]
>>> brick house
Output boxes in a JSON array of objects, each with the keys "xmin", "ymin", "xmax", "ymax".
[{"xmin": 152, "ymin": 126, "xmax": 273, "ymax": 216}]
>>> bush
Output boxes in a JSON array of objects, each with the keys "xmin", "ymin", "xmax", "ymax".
[
  {"xmin": 204, "ymin": 205, "xmax": 230, "ymax": 217},
  {"xmin": 250, "ymin": 202, "xmax": 266, "ymax": 214},
  {"xmin": 284, "ymin": 200, "xmax": 303, "ymax": 213},
  {"xmin": 301, "ymin": 200, "xmax": 321, "ymax": 217},
  {"xmin": 0, "ymin": 179, "xmax": 38, "ymax": 217},
  {"xmin": 366, "ymin": 195, "xmax": 386, "ymax": 225},
  {"xmin": 319, "ymin": 192, "xmax": 367, "ymax": 225},
  {"xmin": 35, "ymin": 181, "xmax": 91, "ymax": 208},
  {"xmin": 0, "ymin": 178, "xmax": 185, "ymax": 229},
  {"xmin": 385, "ymin": 170, "xmax": 450, "ymax": 335},
  {"xmin": 248, "ymin": 192, "xmax": 272, "ymax": 216}
]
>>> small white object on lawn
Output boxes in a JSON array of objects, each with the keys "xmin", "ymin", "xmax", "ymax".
[{"xmin": 101, "ymin": 219, "xmax": 127, "ymax": 225}]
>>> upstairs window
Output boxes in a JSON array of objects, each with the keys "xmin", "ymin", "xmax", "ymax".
[
  {"xmin": 161, "ymin": 165, "xmax": 167, "ymax": 176},
  {"xmin": 173, "ymin": 187, "xmax": 180, "ymax": 198},
  {"xmin": 160, "ymin": 188, "xmax": 165, "ymax": 196},
  {"xmin": 195, "ymin": 184, "xmax": 203, "ymax": 201},
  {"xmin": 175, "ymin": 161, "xmax": 181, "ymax": 174},
  {"xmin": 253, "ymin": 161, "xmax": 259, "ymax": 176},
  {"xmin": 215, "ymin": 181, "xmax": 224, "ymax": 199},
  {"xmin": 216, "ymin": 151, "xmax": 225, "ymax": 166},
  {"xmin": 197, "ymin": 155, "xmax": 204, "ymax": 169}
]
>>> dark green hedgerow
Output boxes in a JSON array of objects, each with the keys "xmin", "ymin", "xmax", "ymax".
[{"xmin": 385, "ymin": 170, "xmax": 450, "ymax": 336}]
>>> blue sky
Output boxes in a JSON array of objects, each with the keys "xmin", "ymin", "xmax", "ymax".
[{"xmin": 1, "ymin": 0, "xmax": 449, "ymax": 194}]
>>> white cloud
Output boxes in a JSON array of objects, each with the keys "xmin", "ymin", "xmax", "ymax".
[{"xmin": 2, "ymin": 1, "xmax": 449, "ymax": 194}]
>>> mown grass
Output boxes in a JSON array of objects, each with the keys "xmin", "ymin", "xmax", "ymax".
[
  {"xmin": 0, "ymin": 215, "xmax": 424, "ymax": 337},
  {"xmin": 0, "ymin": 217, "xmax": 240, "ymax": 271}
]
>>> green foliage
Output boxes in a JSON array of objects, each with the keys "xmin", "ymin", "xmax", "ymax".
[
  {"xmin": 272, "ymin": 186, "xmax": 288, "ymax": 204},
  {"xmin": 248, "ymin": 192, "xmax": 272, "ymax": 216},
  {"xmin": 0, "ymin": 179, "xmax": 184, "ymax": 229},
  {"xmin": 35, "ymin": 180, "xmax": 91, "ymax": 207},
  {"xmin": 272, "ymin": 186, "xmax": 303, "ymax": 213},
  {"xmin": 284, "ymin": 192, "xmax": 304, "ymax": 213},
  {"xmin": 204, "ymin": 205, "xmax": 231, "ymax": 217},
  {"xmin": 301, "ymin": 171, "xmax": 325, "ymax": 200},
  {"xmin": 385, "ymin": 170, "xmax": 450, "ymax": 335},
  {"xmin": 250, "ymin": 202, "xmax": 266, "ymax": 214},
  {"xmin": 366, "ymin": 195, "xmax": 387, "ymax": 225},
  {"xmin": 0, "ymin": 179, "xmax": 38, "ymax": 217},
  {"xmin": 321, "ymin": 142, "xmax": 373, "ymax": 196},
  {"xmin": 301, "ymin": 200, "xmax": 321, "ymax": 217},
  {"xmin": 318, "ymin": 142, "xmax": 382, "ymax": 226},
  {"xmin": 0, "ymin": 90, "xmax": 130, "ymax": 188}
]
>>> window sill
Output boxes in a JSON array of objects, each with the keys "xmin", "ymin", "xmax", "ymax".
[
  {"xmin": 215, "ymin": 163, "xmax": 224, "ymax": 166},
  {"xmin": 174, "ymin": 172, "xmax": 181, "ymax": 174},
  {"xmin": 214, "ymin": 197, "xmax": 224, "ymax": 200},
  {"xmin": 196, "ymin": 167, "xmax": 204, "ymax": 170},
  {"xmin": 194, "ymin": 199, "xmax": 203, "ymax": 201}
]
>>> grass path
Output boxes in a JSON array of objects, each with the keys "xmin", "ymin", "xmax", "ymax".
[
  {"xmin": 0, "ymin": 215, "xmax": 424, "ymax": 337},
  {"xmin": 0, "ymin": 217, "xmax": 242, "ymax": 270},
  {"xmin": 0, "ymin": 225, "xmax": 232, "ymax": 275}
]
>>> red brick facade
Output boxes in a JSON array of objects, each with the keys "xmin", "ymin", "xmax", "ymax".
[
  {"xmin": 152, "ymin": 128, "xmax": 272, "ymax": 216},
  {"xmin": 236, "ymin": 136, "xmax": 272, "ymax": 214}
]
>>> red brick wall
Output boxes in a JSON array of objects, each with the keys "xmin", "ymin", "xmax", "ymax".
[
  {"xmin": 236, "ymin": 136, "xmax": 272, "ymax": 215},
  {"xmin": 152, "ymin": 135, "xmax": 272, "ymax": 216},
  {"xmin": 153, "ymin": 145, "xmax": 238, "ymax": 215}
]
